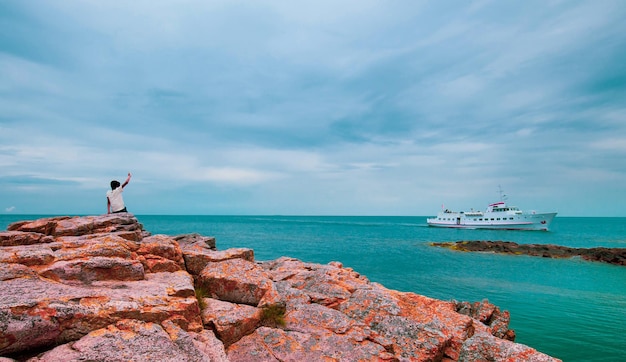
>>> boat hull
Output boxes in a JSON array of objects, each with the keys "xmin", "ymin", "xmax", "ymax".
[{"xmin": 426, "ymin": 212, "xmax": 557, "ymax": 231}]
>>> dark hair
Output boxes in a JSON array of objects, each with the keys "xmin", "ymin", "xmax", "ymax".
[{"xmin": 110, "ymin": 180, "xmax": 121, "ymax": 190}]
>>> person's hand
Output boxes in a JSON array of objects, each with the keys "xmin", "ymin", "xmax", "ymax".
[{"xmin": 128, "ymin": 172, "xmax": 132, "ymax": 178}]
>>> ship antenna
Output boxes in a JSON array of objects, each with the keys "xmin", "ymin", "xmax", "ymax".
[{"xmin": 498, "ymin": 185, "xmax": 508, "ymax": 202}]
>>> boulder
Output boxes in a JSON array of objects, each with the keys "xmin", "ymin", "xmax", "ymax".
[
  {"xmin": 0, "ymin": 231, "xmax": 54, "ymax": 247},
  {"xmin": 262, "ymin": 257, "xmax": 366, "ymax": 308},
  {"xmin": 458, "ymin": 332, "xmax": 557, "ymax": 362},
  {"xmin": 227, "ymin": 326, "xmax": 392, "ymax": 362},
  {"xmin": 8, "ymin": 214, "xmax": 146, "ymax": 240},
  {"xmin": 136, "ymin": 234, "xmax": 186, "ymax": 273},
  {"xmin": 174, "ymin": 233, "xmax": 216, "ymax": 250},
  {"xmin": 39, "ymin": 256, "xmax": 145, "ymax": 283},
  {"xmin": 54, "ymin": 234, "xmax": 140, "ymax": 259},
  {"xmin": 26, "ymin": 319, "xmax": 226, "ymax": 362},
  {"xmin": 200, "ymin": 298, "xmax": 261, "ymax": 347},
  {"xmin": 0, "ymin": 271, "xmax": 203, "ymax": 355},
  {"xmin": 337, "ymin": 287, "xmax": 459, "ymax": 360},
  {"xmin": 0, "ymin": 244, "xmax": 56, "ymax": 266},
  {"xmin": 181, "ymin": 245, "xmax": 254, "ymax": 276},
  {"xmin": 0, "ymin": 262, "xmax": 37, "ymax": 281},
  {"xmin": 456, "ymin": 299, "xmax": 515, "ymax": 340},
  {"xmin": 7, "ymin": 217, "xmax": 71, "ymax": 235},
  {"xmin": 284, "ymin": 302, "xmax": 365, "ymax": 335},
  {"xmin": 197, "ymin": 258, "xmax": 276, "ymax": 307}
]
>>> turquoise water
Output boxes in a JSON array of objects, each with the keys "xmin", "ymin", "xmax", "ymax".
[{"xmin": 2, "ymin": 215, "xmax": 625, "ymax": 361}]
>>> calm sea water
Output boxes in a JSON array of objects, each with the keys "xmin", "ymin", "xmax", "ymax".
[{"xmin": 2, "ymin": 215, "xmax": 625, "ymax": 361}]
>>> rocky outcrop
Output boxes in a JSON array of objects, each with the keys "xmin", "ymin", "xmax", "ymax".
[
  {"xmin": 1, "ymin": 215, "xmax": 561, "ymax": 361},
  {"xmin": 431, "ymin": 240, "xmax": 626, "ymax": 266}
]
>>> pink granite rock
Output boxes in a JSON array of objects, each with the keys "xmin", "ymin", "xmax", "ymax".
[
  {"xmin": 0, "ymin": 231, "xmax": 54, "ymax": 247},
  {"xmin": 0, "ymin": 215, "xmax": 562, "ymax": 361},
  {"xmin": 7, "ymin": 216, "xmax": 71, "ymax": 235},
  {"xmin": 0, "ymin": 244, "xmax": 56, "ymax": 266},
  {"xmin": 253, "ymin": 257, "xmax": 553, "ymax": 361},
  {"xmin": 173, "ymin": 233, "xmax": 216, "ymax": 250},
  {"xmin": 0, "ymin": 215, "xmax": 203, "ymax": 356},
  {"xmin": 182, "ymin": 245, "xmax": 254, "ymax": 276},
  {"xmin": 53, "ymin": 234, "xmax": 139, "ymax": 260},
  {"xmin": 262, "ymin": 257, "xmax": 371, "ymax": 308},
  {"xmin": 136, "ymin": 234, "xmax": 186, "ymax": 273},
  {"xmin": 39, "ymin": 256, "xmax": 145, "ymax": 283},
  {"xmin": 0, "ymin": 271, "xmax": 203, "ymax": 355},
  {"xmin": 8, "ymin": 214, "xmax": 145, "ymax": 240},
  {"xmin": 200, "ymin": 298, "xmax": 261, "ymax": 347},
  {"xmin": 458, "ymin": 332, "xmax": 557, "ymax": 361},
  {"xmin": 188, "ymin": 328, "xmax": 230, "ymax": 362},
  {"xmin": 197, "ymin": 258, "xmax": 276, "ymax": 307},
  {"xmin": 456, "ymin": 299, "xmax": 515, "ymax": 340},
  {"xmin": 227, "ymin": 326, "xmax": 391, "ymax": 362},
  {"xmin": 26, "ymin": 319, "xmax": 225, "ymax": 362}
]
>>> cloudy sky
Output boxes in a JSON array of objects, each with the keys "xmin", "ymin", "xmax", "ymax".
[{"xmin": 1, "ymin": 1, "xmax": 625, "ymax": 216}]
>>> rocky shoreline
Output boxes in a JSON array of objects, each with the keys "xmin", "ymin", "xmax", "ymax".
[
  {"xmin": 431, "ymin": 240, "xmax": 626, "ymax": 266},
  {"xmin": 1, "ymin": 214, "xmax": 560, "ymax": 361}
]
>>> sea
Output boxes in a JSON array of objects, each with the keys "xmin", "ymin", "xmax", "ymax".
[{"xmin": 2, "ymin": 215, "xmax": 625, "ymax": 361}]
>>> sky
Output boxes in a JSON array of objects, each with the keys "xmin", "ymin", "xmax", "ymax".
[{"xmin": 1, "ymin": 1, "xmax": 625, "ymax": 216}]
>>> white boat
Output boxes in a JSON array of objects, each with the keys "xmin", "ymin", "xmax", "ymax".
[{"xmin": 426, "ymin": 200, "xmax": 557, "ymax": 231}]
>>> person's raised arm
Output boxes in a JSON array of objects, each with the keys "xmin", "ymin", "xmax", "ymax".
[{"xmin": 122, "ymin": 172, "xmax": 132, "ymax": 188}]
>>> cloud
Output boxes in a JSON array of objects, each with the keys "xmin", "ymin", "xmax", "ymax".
[
  {"xmin": 590, "ymin": 138, "xmax": 626, "ymax": 153},
  {"xmin": 1, "ymin": 1, "xmax": 625, "ymax": 215},
  {"xmin": 5, "ymin": 206, "xmax": 15, "ymax": 212}
]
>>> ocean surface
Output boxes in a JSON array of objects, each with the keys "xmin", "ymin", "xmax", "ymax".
[{"xmin": 2, "ymin": 215, "xmax": 625, "ymax": 361}]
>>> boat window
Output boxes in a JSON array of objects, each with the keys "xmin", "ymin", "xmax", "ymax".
[
  {"xmin": 490, "ymin": 218, "xmax": 494, "ymax": 221},
  {"xmin": 497, "ymin": 218, "xmax": 501, "ymax": 220}
]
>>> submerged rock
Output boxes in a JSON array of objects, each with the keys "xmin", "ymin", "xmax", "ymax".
[
  {"xmin": 431, "ymin": 240, "xmax": 626, "ymax": 266},
  {"xmin": 0, "ymin": 215, "xmax": 561, "ymax": 361}
]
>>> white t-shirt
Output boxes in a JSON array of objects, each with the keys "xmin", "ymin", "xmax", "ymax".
[{"xmin": 107, "ymin": 187, "xmax": 125, "ymax": 212}]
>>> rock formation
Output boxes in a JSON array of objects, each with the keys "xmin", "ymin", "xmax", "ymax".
[
  {"xmin": 1, "ymin": 214, "xmax": 561, "ymax": 361},
  {"xmin": 431, "ymin": 240, "xmax": 626, "ymax": 266}
]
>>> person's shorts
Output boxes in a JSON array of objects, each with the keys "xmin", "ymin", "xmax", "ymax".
[{"xmin": 112, "ymin": 207, "xmax": 128, "ymax": 213}]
